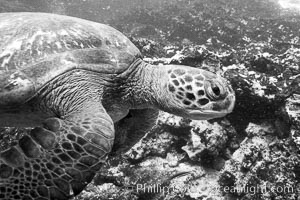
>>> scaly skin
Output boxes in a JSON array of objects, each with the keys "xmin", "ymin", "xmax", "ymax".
[
  {"xmin": 0, "ymin": 58, "xmax": 235, "ymax": 200},
  {"xmin": 1, "ymin": 70, "xmax": 115, "ymax": 200},
  {"xmin": 0, "ymin": 59, "xmax": 235, "ymax": 200},
  {"xmin": 117, "ymin": 59, "xmax": 235, "ymax": 119},
  {"xmin": 0, "ymin": 12, "xmax": 235, "ymax": 200}
]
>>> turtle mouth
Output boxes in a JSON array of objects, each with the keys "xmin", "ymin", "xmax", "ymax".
[
  {"xmin": 188, "ymin": 110, "xmax": 229, "ymax": 120},
  {"xmin": 187, "ymin": 94, "xmax": 235, "ymax": 120}
]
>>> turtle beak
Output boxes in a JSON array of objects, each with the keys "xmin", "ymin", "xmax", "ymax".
[
  {"xmin": 187, "ymin": 94, "xmax": 235, "ymax": 120},
  {"xmin": 188, "ymin": 110, "xmax": 228, "ymax": 120}
]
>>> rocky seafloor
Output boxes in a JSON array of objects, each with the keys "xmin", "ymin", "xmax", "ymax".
[
  {"xmin": 75, "ymin": 44, "xmax": 300, "ymax": 200},
  {"xmin": 75, "ymin": 1, "xmax": 300, "ymax": 199},
  {"xmin": 1, "ymin": 0, "xmax": 300, "ymax": 200}
]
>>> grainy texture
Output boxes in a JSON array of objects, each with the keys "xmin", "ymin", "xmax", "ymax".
[
  {"xmin": 2, "ymin": 0, "xmax": 300, "ymax": 200},
  {"xmin": 75, "ymin": 1, "xmax": 300, "ymax": 200},
  {"xmin": 0, "ymin": 11, "xmax": 235, "ymax": 200}
]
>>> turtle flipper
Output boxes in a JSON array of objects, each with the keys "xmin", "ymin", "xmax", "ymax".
[
  {"xmin": 0, "ymin": 104, "xmax": 114, "ymax": 200},
  {"xmin": 113, "ymin": 108, "xmax": 158, "ymax": 154}
]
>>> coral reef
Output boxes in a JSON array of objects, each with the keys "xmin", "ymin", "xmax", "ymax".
[
  {"xmin": 1, "ymin": 0, "xmax": 300, "ymax": 200},
  {"xmin": 76, "ymin": 1, "xmax": 300, "ymax": 199}
]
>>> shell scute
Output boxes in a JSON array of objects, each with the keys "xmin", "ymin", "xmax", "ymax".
[{"xmin": 0, "ymin": 12, "xmax": 141, "ymax": 106}]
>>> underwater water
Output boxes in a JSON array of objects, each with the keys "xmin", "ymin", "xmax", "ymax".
[{"xmin": 1, "ymin": 0, "xmax": 300, "ymax": 200}]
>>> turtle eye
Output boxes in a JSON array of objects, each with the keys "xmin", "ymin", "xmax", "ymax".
[
  {"xmin": 205, "ymin": 81, "xmax": 225, "ymax": 100},
  {"xmin": 212, "ymin": 85, "xmax": 220, "ymax": 96}
]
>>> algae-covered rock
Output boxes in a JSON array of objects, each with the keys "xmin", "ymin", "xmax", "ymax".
[
  {"xmin": 75, "ymin": 111, "xmax": 237, "ymax": 200},
  {"xmin": 2, "ymin": 1, "xmax": 300, "ymax": 200},
  {"xmin": 219, "ymin": 123, "xmax": 300, "ymax": 200},
  {"xmin": 286, "ymin": 94, "xmax": 300, "ymax": 148},
  {"xmin": 181, "ymin": 120, "xmax": 235, "ymax": 162},
  {"xmin": 75, "ymin": 39, "xmax": 300, "ymax": 199}
]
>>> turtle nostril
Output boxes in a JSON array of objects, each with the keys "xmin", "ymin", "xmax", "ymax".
[{"xmin": 212, "ymin": 86, "xmax": 220, "ymax": 96}]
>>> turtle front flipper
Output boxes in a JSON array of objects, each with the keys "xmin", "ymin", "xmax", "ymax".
[
  {"xmin": 0, "ymin": 103, "xmax": 114, "ymax": 200},
  {"xmin": 113, "ymin": 108, "xmax": 159, "ymax": 154}
]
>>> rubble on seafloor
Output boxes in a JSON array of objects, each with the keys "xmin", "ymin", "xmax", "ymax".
[
  {"xmin": 75, "ymin": 41, "xmax": 300, "ymax": 200},
  {"xmin": 1, "ymin": 1, "xmax": 300, "ymax": 199},
  {"xmin": 76, "ymin": 112, "xmax": 236, "ymax": 200}
]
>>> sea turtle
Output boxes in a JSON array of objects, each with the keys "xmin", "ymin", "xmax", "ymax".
[{"xmin": 0, "ymin": 12, "xmax": 235, "ymax": 200}]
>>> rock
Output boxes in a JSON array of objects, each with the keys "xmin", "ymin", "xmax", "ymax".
[
  {"xmin": 75, "ymin": 110, "xmax": 237, "ymax": 200},
  {"xmin": 219, "ymin": 122, "xmax": 300, "ymax": 200},
  {"xmin": 4, "ymin": 1, "xmax": 300, "ymax": 200},
  {"xmin": 181, "ymin": 120, "xmax": 235, "ymax": 162},
  {"xmin": 212, "ymin": 157, "xmax": 226, "ymax": 171},
  {"xmin": 245, "ymin": 122, "xmax": 275, "ymax": 137},
  {"xmin": 286, "ymin": 94, "xmax": 300, "ymax": 148},
  {"xmin": 158, "ymin": 112, "xmax": 191, "ymax": 128}
]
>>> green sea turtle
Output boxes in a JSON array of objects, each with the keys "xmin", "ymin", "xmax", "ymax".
[{"xmin": 0, "ymin": 12, "xmax": 235, "ymax": 200}]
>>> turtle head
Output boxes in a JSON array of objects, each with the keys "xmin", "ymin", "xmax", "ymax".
[{"xmin": 161, "ymin": 65, "xmax": 235, "ymax": 120}]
